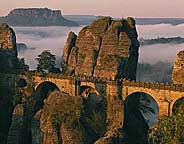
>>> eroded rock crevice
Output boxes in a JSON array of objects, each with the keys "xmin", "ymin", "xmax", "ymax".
[{"xmin": 62, "ymin": 17, "xmax": 139, "ymax": 81}]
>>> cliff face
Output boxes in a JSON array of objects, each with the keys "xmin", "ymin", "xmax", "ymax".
[
  {"xmin": 36, "ymin": 91, "xmax": 97, "ymax": 144},
  {"xmin": 0, "ymin": 23, "xmax": 17, "ymax": 54},
  {"xmin": 62, "ymin": 17, "xmax": 139, "ymax": 80},
  {"xmin": 172, "ymin": 50, "xmax": 184, "ymax": 84},
  {"xmin": 8, "ymin": 8, "xmax": 62, "ymax": 18},
  {"xmin": 0, "ymin": 8, "xmax": 78, "ymax": 26},
  {"xmin": 0, "ymin": 23, "xmax": 20, "ymax": 73},
  {"xmin": 0, "ymin": 74, "xmax": 18, "ymax": 144}
]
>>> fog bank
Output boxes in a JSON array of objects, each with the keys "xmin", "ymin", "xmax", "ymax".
[
  {"xmin": 13, "ymin": 23, "xmax": 184, "ymax": 69},
  {"xmin": 14, "ymin": 26, "xmax": 82, "ymax": 69}
]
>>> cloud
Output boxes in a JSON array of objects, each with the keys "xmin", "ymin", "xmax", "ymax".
[
  {"xmin": 13, "ymin": 23, "xmax": 184, "ymax": 69},
  {"xmin": 14, "ymin": 26, "xmax": 82, "ymax": 69}
]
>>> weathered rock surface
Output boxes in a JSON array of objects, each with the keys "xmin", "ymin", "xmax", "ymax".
[
  {"xmin": 0, "ymin": 23, "xmax": 17, "ymax": 54},
  {"xmin": 62, "ymin": 32, "xmax": 77, "ymax": 72},
  {"xmin": 0, "ymin": 74, "xmax": 18, "ymax": 144},
  {"xmin": 36, "ymin": 91, "xmax": 89, "ymax": 144},
  {"xmin": 0, "ymin": 23, "xmax": 19, "ymax": 73},
  {"xmin": 172, "ymin": 50, "xmax": 184, "ymax": 84},
  {"xmin": 0, "ymin": 23, "xmax": 28, "ymax": 73},
  {"xmin": 35, "ymin": 90, "xmax": 107, "ymax": 144},
  {"xmin": 62, "ymin": 17, "xmax": 139, "ymax": 80},
  {"xmin": 0, "ymin": 8, "xmax": 78, "ymax": 26},
  {"xmin": 94, "ymin": 128, "xmax": 127, "ymax": 144}
]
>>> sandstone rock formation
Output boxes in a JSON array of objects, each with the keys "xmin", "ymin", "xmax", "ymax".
[
  {"xmin": 36, "ymin": 91, "xmax": 89, "ymax": 144},
  {"xmin": 94, "ymin": 128, "xmax": 126, "ymax": 144},
  {"xmin": 172, "ymin": 50, "xmax": 184, "ymax": 84},
  {"xmin": 0, "ymin": 23, "xmax": 19, "ymax": 72},
  {"xmin": 0, "ymin": 23, "xmax": 17, "ymax": 54},
  {"xmin": 0, "ymin": 23, "xmax": 28, "ymax": 73},
  {"xmin": 0, "ymin": 74, "xmax": 18, "ymax": 144},
  {"xmin": 0, "ymin": 8, "xmax": 78, "ymax": 26},
  {"xmin": 62, "ymin": 17, "xmax": 139, "ymax": 80},
  {"xmin": 34, "ymin": 90, "xmax": 107, "ymax": 144}
]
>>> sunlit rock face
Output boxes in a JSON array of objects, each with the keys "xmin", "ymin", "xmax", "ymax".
[
  {"xmin": 62, "ymin": 17, "xmax": 139, "ymax": 80},
  {"xmin": 0, "ymin": 23, "xmax": 17, "ymax": 54},
  {"xmin": 0, "ymin": 23, "xmax": 19, "ymax": 73},
  {"xmin": 37, "ymin": 91, "xmax": 90, "ymax": 144},
  {"xmin": 172, "ymin": 50, "xmax": 184, "ymax": 84}
]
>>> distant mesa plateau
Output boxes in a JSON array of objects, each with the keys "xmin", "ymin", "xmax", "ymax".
[
  {"xmin": 0, "ymin": 8, "xmax": 79, "ymax": 26},
  {"xmin": 140, "ymin": 37, "xmax": 184, "ymax": 46},
  {"xmin": 64, "ymin": 15, "xmax": 184, "ymax": 26},
  {"xmin": 135, "ymin": 18, "xmax": 184, "ymax": 25}
]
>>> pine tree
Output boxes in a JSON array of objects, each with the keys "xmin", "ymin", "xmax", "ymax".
[{"xmin": 36, "ymin": 50, "xmax": 56, "ymax": 72}]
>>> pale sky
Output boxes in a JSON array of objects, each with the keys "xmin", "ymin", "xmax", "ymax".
[{"xmin": 0, "ymin": 0, "xmax": 183, "ymax": 18}]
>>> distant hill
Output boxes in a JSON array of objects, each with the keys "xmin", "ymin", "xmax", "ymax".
[
  {"xmin": 0, "ymin": 8, "xmax": 79, "ymax": 26},
  {"xmin": 64, "ymin": 15, "xmax": 184, "ymax": 26},
  {"xmin": 140, "ymin": 37, "xmax": 184, "ymax": 46},
  {"xmin": 135, "ymin": 18, "xmax": 184, "ymax": 25},
  {"xmin": 63, "ymin": 15, "xmax": 97, "ymax": 25}
]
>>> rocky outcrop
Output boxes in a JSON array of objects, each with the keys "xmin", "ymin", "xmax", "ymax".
[
  {"xmin": 172, "ymin": 50, "xmax": 184, "ymax": 84},
  {"xmin": 0, "ymin": 74, "xmax": 18, "ymax": 144},
  {"xmin": 0, "ymin": 23, "xmax": 18, "ymax": 73},
  {"xmin": 0, "ymin": 8, "xmax": 78, "ymax": 26},
  {"xmin": 62, "ymin": 32, "xmax": 77, "ymax": 73},
  {"xmin": 0, "ymin": 23, "xmax": 28, "ymax": 73},
  {"xmin": 36, "ymin": 91, "xmax": 90, "ymax": 144},
  {"xmin": 34, "ymin": 90, "xmax": 107, "ymax": 144},
  {"xmin": 62, "ymin": 17, "xmax": 139, "ymax": 80},
  {"xmin": 0, "ymin": 23, "xmax": 17, "ymax": 54},
  {"xmin": 94, "ymin": 128, "xmax": 126, "ymax": 144}
]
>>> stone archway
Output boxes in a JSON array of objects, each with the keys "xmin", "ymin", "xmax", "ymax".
[
  {"xmin": 34, "ymin": 81, "xmax": 60, "ymax": 112},
  {"xmin": 80, "ymin": 86, "xmax": 100, "ymax": 99},
  {"xmin": 124, "ymin": 92, "xmax": 159, "ymax": 143},
  {"xmin": 172, "ymin": 97, "xmax": 184, "ymax": 114},
  {"xmin": 30, "ymin": 81, "xmax": 60, "ymax": 144}
]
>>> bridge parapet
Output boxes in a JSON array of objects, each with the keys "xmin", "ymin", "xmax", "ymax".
[
  {"xmin": 122, "ymin": 80, "xmax": 184, "ymax": 92},
  {"xmin": 28, "ymin": 72, "xmax": 118, "ymax": 83}
]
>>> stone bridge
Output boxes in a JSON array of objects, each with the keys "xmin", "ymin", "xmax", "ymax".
[{"xmin": 23, "ymin": 72, "xmax": 184, "ymax": 128}]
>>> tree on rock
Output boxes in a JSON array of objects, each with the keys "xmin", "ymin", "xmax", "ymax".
[{"xmin": 36, "ymin": 50, "xmax": 56, "ymax": 72}]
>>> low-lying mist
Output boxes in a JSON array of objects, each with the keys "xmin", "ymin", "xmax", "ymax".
[
  {"xmin": 139, "ymin": 43, "xmax": 184, "ymax": 64},
  {"xmin": 14, "ymin": 26, "xmax": 82, "ymax": 69},
  {"xmin": 13, "ymin": 23, "xmax": 184, "ymax": 73},
  {"xmin": 137, "ymin": 62, "xmax": 173, "ymax": 83},
  {"xmin": 137, "ymin": 24, "xmax": 184, "ymax": 39}
]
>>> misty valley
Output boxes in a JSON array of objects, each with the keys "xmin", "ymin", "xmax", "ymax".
[
  {"xmin": 0, "ymin": 13, "xmax": 184, "ymax": 144},
  {"xmin": 15, "ymin": 23, "xmax": 184, "ymax": 83}
]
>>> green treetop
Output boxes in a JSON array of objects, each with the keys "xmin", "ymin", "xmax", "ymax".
[{"xmin": 36, "ymin": 50, "xmax": 56, "ymax": 72}]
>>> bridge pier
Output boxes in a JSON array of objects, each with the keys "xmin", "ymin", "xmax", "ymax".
[
  {"xmin": 106, "ymin": 81, "xmax": 124, "ymax": 129},
  {"xmin": 75, "ymin": 79, "xmax": 81, "ymax": 96}
]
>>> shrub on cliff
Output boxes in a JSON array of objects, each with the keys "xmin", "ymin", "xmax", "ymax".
[{"xmin": 149, "ymin": 103, "xmax": 184, "ymax": 144}]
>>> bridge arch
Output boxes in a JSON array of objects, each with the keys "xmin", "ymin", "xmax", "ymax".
[
  {"xmin": 123, "ymin": 92, "xmax": 159, "ymax": 143},
  {"xmin": 34, "ymin": 81, "xmax": 60, "ymax": 112},
  {"xmin": 172, "ymin": 97, "xmax": 184, "ymax": 114},
  {"xmin": 124, "ymin": 92, "xmax": 159, "ymax": 127},
  {"xmin": 80, "ymin": 86, "xmax": 100, "ymax": 98}
]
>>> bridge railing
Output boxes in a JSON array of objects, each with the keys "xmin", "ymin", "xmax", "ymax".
[
  {"xmin": 122, "ymin": 80, "xmax": 184, "ymax": 92},
  {"xmin": 24, "ymin": 72, "xmax": 184, "ymax": 92},
  {"xmin": 27, "ymin": 72, "xmax": 116, "ymax": 83}
]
